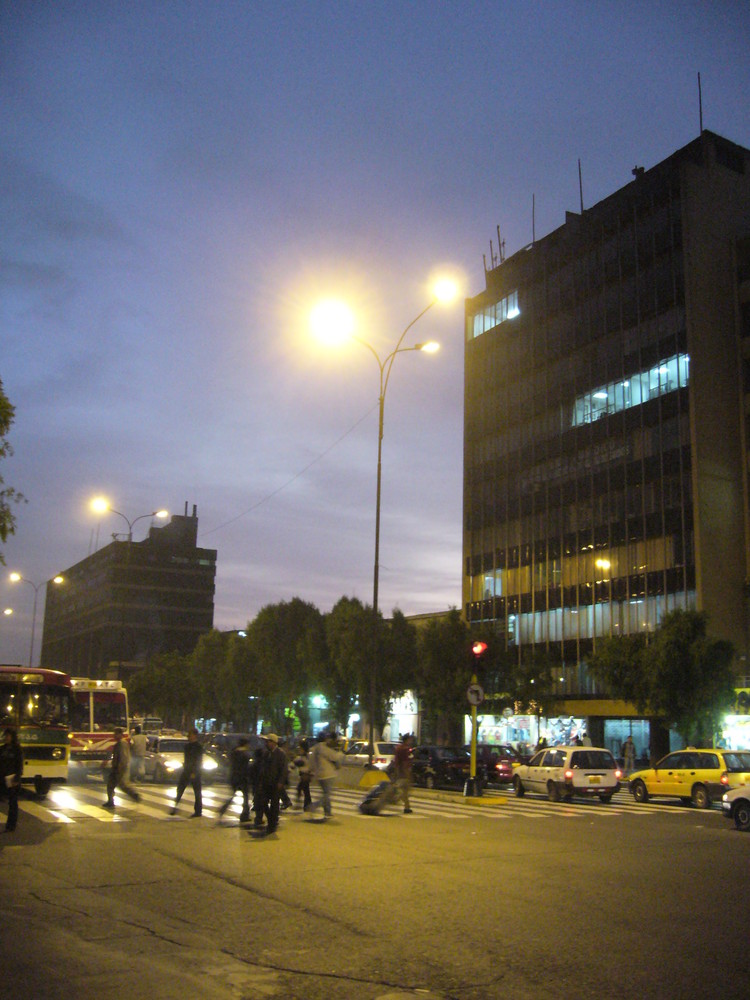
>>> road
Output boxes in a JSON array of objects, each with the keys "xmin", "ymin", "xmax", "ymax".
[{"xmin": 1, "ymin": 777, "xmax": 748, "ymax": 1000}]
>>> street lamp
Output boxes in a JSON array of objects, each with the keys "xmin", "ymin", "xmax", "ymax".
[
  {"xmin": 9, "ymin": 572, "xmax": 64, "ymax": 667},
  {"xmin": 312, "ymin": 278, "xmax": 457, "ymax": 757},
  {"xmin": 90, "ymin": 497, "xmax": 169, "ymax": 542}
]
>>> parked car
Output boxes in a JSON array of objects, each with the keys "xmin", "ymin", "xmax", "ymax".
[
  {"xmin": 342, "ymin": 741, "xmax": 397, "ymax": 770},
  {"xmin": 411, "ymin": 746, "xmax": 471, "ymax": 789},
  {"xmin": 722, "ymin": 785, "xmax": 750, "ymax": 831},
  {"xmin": 468, "ymin": 744, "xmax": 515, "ymax": 785},
  {"xmin": 629, "ymin": 748, "xmax": 750, "ymax": 808},
  {"xmin": 513, "ymin": 746, "xmax": 622, "ymax": 802}
]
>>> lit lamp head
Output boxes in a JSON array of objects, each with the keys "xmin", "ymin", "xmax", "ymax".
[{"xmin": 309, "ymin": 298, "xmax": 356, "ymax": 347}]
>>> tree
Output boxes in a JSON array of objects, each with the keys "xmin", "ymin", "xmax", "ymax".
[
  {"xmin": 414, "ymin": 610, "xmax": 470, "ymax": 744},
  {"xmin": 0, "ymin": 378, "xmax": 25, "ymax": 563},
  {"xmin": 323, "ymin": 597, "xmax": 371, "ymax": 733},
  {"xmin": 245, "ymin": 598, "xmax": 324, "ymax": 735},
  {"xmin": 589, "ymin": 610, "xmax": 736, "ymax": 746}
]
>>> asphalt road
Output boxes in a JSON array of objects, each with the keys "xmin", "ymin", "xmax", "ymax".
[{"xmin": 1, "ymin": 777, "xmax": 748, "ymax": 1000}]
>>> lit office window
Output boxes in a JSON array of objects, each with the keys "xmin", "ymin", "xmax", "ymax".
[
  {"xmin": 469, "ymin": 290, "xmax": 520, "ymax": 338},
  {"xmin": 571, "ymin": 353, "xmax": 689, "ymax": 426}
]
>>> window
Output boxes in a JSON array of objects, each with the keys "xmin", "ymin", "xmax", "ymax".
[
  {"xmin": 571, "ymin": 353, "xmax": 689, "ymax": 426},
  {"xmin": 469, "ymin": 290, "xmax": 520, "ymax": 338}
]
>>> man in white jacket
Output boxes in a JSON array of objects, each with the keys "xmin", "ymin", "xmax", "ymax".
[{"xmin": 308, "ymin": 731, "xmax": 344, "ymax": 820}]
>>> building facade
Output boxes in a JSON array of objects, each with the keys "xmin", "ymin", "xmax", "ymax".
[
  {"xmin": 41, "ymin": 504, "xmax": 217, "ymax": 680},
  {"xmin": 463, "ymin": 131, "xmax": 750, "ymax": 746}
]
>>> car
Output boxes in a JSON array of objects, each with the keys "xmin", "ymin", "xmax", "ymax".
[
  {"xmin": 203, "ymin": 733, "xmax": 265, "ymax": 781},
  {"xmin": 628, "ymin": 748, "xmax": 750, "ymax": 808},
  {"xmin": 342, "ymin": 741, "xmax": 397, "ymax": 770},
  {"xmin": 410, "ymin": 746, "xmax": 471, "ymax": 789},
  {"xmin": 468, "ymin": 744, "xmax": 515, "ymax": 785},
  {"xmin": 512, "ymin": 745, "xmax": 622, "ymax": 802},
  {"xmin": 722, "ymin": 785, "xmax": 750, "ymax": 831},
  {"xmin": 143, "ymin": 736, "xmax": 221, "ymax": 784}
]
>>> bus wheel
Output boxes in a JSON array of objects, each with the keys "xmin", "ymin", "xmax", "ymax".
[{"xmin": 34, "ymin": 777, "xmax": 51, "ymax": 799}]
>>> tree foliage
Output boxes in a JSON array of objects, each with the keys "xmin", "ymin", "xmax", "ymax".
[
  {"xmin": 589, "ymin": 610, "xmax": 736, "ymax": 744},
  {"xmin": 0, "ymin": 378, "xmax": 25, "ymax": 563},
  {"xmin": 414, "ymin": 610, "xmax": 471, "ymax": 743}
]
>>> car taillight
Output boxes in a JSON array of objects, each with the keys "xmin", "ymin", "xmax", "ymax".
[
  {"xmin": 564, "ymin": 769, "xmax": 574, "ymax": 781},
  {"xmin": 615, "ymin": 769, "xmax": 622, "ymax": 779},
  {"xmin": 374, "ymin": 757, "xmax": 386, "ymax": 765},
  {"xmin": 720, "ymin": 771, "xmax": 729, "ymax": 786}
]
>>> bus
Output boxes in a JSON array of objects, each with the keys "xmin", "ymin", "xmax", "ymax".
[
  {"xmin": 68, "ymin": 678, "xmax": 129, "ymax": 780},
  {"xmin": 0, "ymin": 665, "xmax": 72, "ymax": 797}
]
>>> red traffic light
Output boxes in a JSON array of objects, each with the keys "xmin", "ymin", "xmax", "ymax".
[{"xmin": 472, "ymin": 641, "xmax": 488, "ymax": 656}]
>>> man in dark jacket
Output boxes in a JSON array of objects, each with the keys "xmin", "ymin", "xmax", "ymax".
[
  {"xmin": 170, "ymin": 728, "xmax": 204, "ymax": 817},
  {"xmin": 0, "ymin": 727, "xmax": 23, "ymax": 832},
  {"xmin": 256, "ymin": 733, "xmax": 288, "ymax": 834},
  {"xmin": 217, "ymin": 738, "xmax": 251, "ymax": 823}
]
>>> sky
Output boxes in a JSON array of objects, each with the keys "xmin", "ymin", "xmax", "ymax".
[{"xmin": 2, "ymin": 0, "xmax": 749, "ymax": 666}]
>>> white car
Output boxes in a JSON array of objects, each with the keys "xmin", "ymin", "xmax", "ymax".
[
  {"xmin": 722, "ymin": 785, "xmax": 750, "ymax": 831},
  {"xmin": 144, "ymin": 737, "xmax": 220, "ymax": 784},
  {"xmin": 513, "ymin": 745, "xmax": 622, "ymax": 802},
  {"xmin": 342, "ymin": 741, "xmax": 397, "ymax": 771}
]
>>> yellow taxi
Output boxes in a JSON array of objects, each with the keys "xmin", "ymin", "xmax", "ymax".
[{"xmin": 628, "ymin": 747, "xmax": 750, "ymax": 808}]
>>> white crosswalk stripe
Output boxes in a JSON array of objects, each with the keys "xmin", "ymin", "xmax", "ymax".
[{"xmin": 10, "ymin": 781, "xmax": 712, "ymax": 825}]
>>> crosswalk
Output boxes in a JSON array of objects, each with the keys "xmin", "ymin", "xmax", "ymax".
[{"xmin": 3, "ymin": 779, "xmax": 715, "ymax": 826}]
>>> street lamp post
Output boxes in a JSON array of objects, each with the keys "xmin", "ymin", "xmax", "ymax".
[
  {"xmin": 90, "ymin": 498, "xmax": 169, "ymax": 542},
  {"xmin": 9, "ymin": 573, "xmax": 64, "ymax": 668},
  {"xmin": 311, "ymin": 280, "xmax": 456, "ymax": 759},
  {"xmin": 365, "ymin": 308, "xmax": 440, "ymax": 755}
]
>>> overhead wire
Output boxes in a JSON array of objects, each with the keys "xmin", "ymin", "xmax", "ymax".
[{"xmin": 200, "ymin": 403, "xmax": 377, "ymax": 537}]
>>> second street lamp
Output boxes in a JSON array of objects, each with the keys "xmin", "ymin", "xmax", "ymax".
[
  {"xmin": 312, "ymin": 279, "xmax": 456, "ymax": 761},
  {"xmin": 90, "ymin": 497, "xmax": 168, "ymax": 542},
  {"xmin": 9, "ymin": 572, "xmax": 64, "ymax": 668}
]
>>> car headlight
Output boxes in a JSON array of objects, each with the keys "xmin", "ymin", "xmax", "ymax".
[
  {"xmin": 164, "ymin": 759, "xmax": 181, "ymax": 771},
  {"xmin": 202, "ymin": 758, "xmax": 218, "ymax": 771}
]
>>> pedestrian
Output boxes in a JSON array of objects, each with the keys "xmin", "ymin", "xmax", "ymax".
[
  {"xmin": 217, "ymin": 738, "xmax": 251, "ymax": 823},
  {"xmin": 255, "ymin": 733, "xmax": 288, "ymax": 834},
  {"xmin": 308, "ymin": 731, "xmax": 343, "ymax": 821},
  {"xmin": 392, "ymin": 733, "xmax": 414, "ymax": 814},
  {"xmin": 0, "ymin": 727, "xmax": 23, "ymax": 833},
  {"xmin": 104, "ymin": 728, "xmax": 141, "ymax": 808},
  {"xmin": 130, "ymin": 725, "xmax": 148, "ymax": 782},
  {"xmin": 278, "ymin": 737, "xmax": 293, "ymax": 811},
  {"xmin": 622, "ymin": 735, "xmax": 636, "ymax": 772},
  {"xmin": 581, "ymin": 732, "xmax": 592, "ymax": 747},
  {"xmin": 170, "ymin": 728, "xmax": 203, "ymax": 817},
  {"xmin": 294, "ymin": 738, "xmax": 312, "ymax": 810}
]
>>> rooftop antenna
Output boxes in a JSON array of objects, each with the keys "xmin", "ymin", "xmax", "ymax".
[
  {"xmin": 698, "ymin": 71, "xmax": 703, "ymax": 133},
  {"xmin": 578, "ymin": 159, "xmax": 584, "ymax": 213},
  {"xmin": 489, "ymin": 238, "xmax": 498, "ymax": 269},
  {"xmin": 496, "ymin": 224, "xmax": 505, "ymax": 263}
]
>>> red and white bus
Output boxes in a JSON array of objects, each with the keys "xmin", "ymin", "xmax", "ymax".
[
  {"xmin": 0, "ymin": 664, "xmax": 72, "ymax": 796},
  {"xmin": 68, "ymin": 678, "xmax": 129, "ymax": 780}
]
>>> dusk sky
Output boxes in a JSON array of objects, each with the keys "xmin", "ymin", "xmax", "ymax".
[{"xmin": 2, "ymin": 1, "xmax": 749, "ymax": 666}]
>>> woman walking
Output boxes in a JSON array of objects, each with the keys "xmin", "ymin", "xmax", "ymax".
[{"xmin": 0, "ymin": 728, "xmax": 23, "ymax": 833}]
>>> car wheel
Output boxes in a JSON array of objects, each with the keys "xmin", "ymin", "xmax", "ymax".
[
  {"xmin": 156, "ymin": 764, "xmax": 168, "ymax": 784},
  {"xmin": 513, "ymin": 776, "xmax": 525, "ymax": 797},
  {"xmin": 599, "ymin": 793, "xmax": 612, "ymax": 803},
  {"xmin": 691, "ymin": 784, "xmax": 710, "ymax": 809},
  {"xmin": 632, "ymin": 780, "xmax": 649, "ymax": 803},
  {"xmin": 733, "ymin": 800, "xmax": 750, "ymax": 831},
  {"xmin": 547, "ymin": 781, "xmax": 561, "ymax": 802}
]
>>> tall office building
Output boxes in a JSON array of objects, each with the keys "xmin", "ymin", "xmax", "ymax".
[
  {"xmin": 41, "ymin": 504, "xmax": 217, "ymax": 679},
  {"xmin": 463, "ymin": 131, "xmax": 750, "ymax": 744}
]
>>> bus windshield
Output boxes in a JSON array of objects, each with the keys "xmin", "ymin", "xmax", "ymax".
[{"xmin": 0, "ymin": 678, "xmax": 71, "ymax": 728}]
